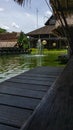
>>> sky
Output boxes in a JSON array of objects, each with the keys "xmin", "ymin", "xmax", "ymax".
[{"xmin": 0, "ymin": 0, "xmax": 52, "ymax": 33}]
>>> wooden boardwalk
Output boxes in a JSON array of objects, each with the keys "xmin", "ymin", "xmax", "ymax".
[{"xmin": 0, "ymin": 66, "xmax": 63, "ymax": 130}]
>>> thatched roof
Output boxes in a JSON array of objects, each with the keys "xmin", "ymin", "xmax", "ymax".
[
  {"xmin": 26, "ymin": 25, "xmax": 55, "ymax": 36},
  {"xmin": 45, "ymin": 15, "xmax": 56, "ymax": 25},
  {"xmin": 0, "ymin": 33, "xmax": 19, "ymax": 47},
  {"xmin": 0, "ymin": 33, "xmax": 18, "ymax": 40},
  {"xmin": 0, "ymin": 42, "xmax": 17, "ymax": 48}
]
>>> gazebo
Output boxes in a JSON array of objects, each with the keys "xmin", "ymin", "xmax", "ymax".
[
  {"xmin": 27, "ymin": 25, "xmax": 55, "ymax": 48},
  {"xmin": 26, "ymin": 15, "xmax": 67, "ymax": 49}
]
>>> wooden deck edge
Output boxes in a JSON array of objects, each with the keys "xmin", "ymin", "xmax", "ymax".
[{"xmin": 20, "ymin": 55, "xmax": 73, "ymax": 130}]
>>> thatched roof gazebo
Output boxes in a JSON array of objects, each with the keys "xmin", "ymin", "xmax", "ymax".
[
  {"xmin": 26, "ymin": 15, "xmax": 56, "ymax": 39},
  {"xmin": 26, "ymin": 15, "xmax": 58, "ymax": 48},
  {"xmin": 26, "ymin": 25, "xmax": 55, "ymax": 48},
  {"xmin": 27, "ymin": 25, "xmax": 55, "ymax": 38},
  {"xmin": 26, "ymin": 14, "xmax": 67, "ymax": 49},
  {"xmin": 26, "ymin": 16, "xmax": 67, "ymax": 49}
]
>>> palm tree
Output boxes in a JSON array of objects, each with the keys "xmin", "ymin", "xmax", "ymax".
[
  {"xmin": 14, "ymin": 0, "xmax": 73, "ymax": 18},
  {"xmin": 14, "ymin": 0, "xmax": 73, "ymax": 12}
]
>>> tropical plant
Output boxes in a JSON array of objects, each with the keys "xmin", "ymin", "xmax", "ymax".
[
  {"xmin": 17, "ymin": 31, "xmax": 24, "ymax": 48},
  {"xmin": 22, "ymin": 35, "xmax": 29, "ymax": 50},
  {"xmin": 0, "ymin": 28, "xmax": 7, "ymax": 33},
  {"xmin": 17, "ymin": 31, "xmax": 29, "ymax": 49}
]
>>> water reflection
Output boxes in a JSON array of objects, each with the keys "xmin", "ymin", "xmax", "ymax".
[{"xmin": 0, "ymin": 54, "xmax": 47, "ymax": 82}]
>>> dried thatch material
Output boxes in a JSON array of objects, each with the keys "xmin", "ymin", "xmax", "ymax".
[
  {"xmin": 27, "ymin": 25, "xmax": 55, "ymax": 36},
  {"xmin": 0, "ymin": 33, "xmax": 19, "ymax": 47}
]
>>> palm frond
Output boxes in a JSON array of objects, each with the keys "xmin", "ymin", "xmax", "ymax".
[
  {"xmin": 50, "ymin": 0, "xmax": 73, "ymax": 16},
  {"xmin": 14, "ymin": 0, "xmax": 31, "ymax": 6}
]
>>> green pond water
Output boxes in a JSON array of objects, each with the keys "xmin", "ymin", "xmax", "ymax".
[{"xmin": 0, "ymin": 53, "xmax": 63, "ymax": 82}]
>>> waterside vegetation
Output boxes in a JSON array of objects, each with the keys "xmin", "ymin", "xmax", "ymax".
[{"xmin": 31, "ymin": 48, "xmax": 68, "ymax": 66}]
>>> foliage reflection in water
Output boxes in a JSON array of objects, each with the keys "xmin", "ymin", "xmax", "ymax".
[
  {"xmin": 0, "ymin": 52, "xmax": 64, "ymax": 82},
  {"xmin": 0, "ymin": 54, "xmax": 46, "ymax": 82}
]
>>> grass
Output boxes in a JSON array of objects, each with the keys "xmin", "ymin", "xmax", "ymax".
[
  {"xmin": 31, "ymin": 48, "xmax": 67, "ymax": 55},
  {"xmin": 31, "ymin": 48, "xmax": 68, "ymax": 67}
]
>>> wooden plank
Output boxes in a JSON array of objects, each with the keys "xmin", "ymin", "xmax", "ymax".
[
  {"xmin": 18, "ymin": 73, "xmax": 57, "ymax": 78},
  {"xmin": 0, "ymin": 94, "xmax": 40, "ymax": 110},
  {"xmin": 0, "ymin": 124, "xmax": 18, "ymax": 130},
  {"xmin": 23, "ymin": 66, "xmax": 63, "ymax": 76},
  {"xmin": 13, "ymin": 75, "xmax": 56, "ymax": 82},
  {"xmin": 0, "ymin": 86, "xmax": 46, "ymax": 99},
  {"xmin": 22, "ymin": 72, "xmax": 60, "ymax": 77},
  {"xmin": 0, "ymin": 82, "xmax": 49, "ymax": 91},
  {"xmin": 0, "ymin": 105, "xmax": 32, "ymax": 128},
  {"xmin": 8, "ymin": 78, "xmax": 53, "ymax": 86}
]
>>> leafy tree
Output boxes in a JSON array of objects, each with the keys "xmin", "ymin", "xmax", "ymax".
[
  {"xmin": 0, "ymin": 28, "xmax": 7, "ymax": 33},
  {"xmin": 17, "ymin": 31, "xmax": 24, "ymax": 48},
  {"xmin": 22, "ymin": 36, "xmax": 29, "ymax": 50},
  {"xmin": 17, "ymin": 31, "xmax": 29, "ymax": 49}
]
